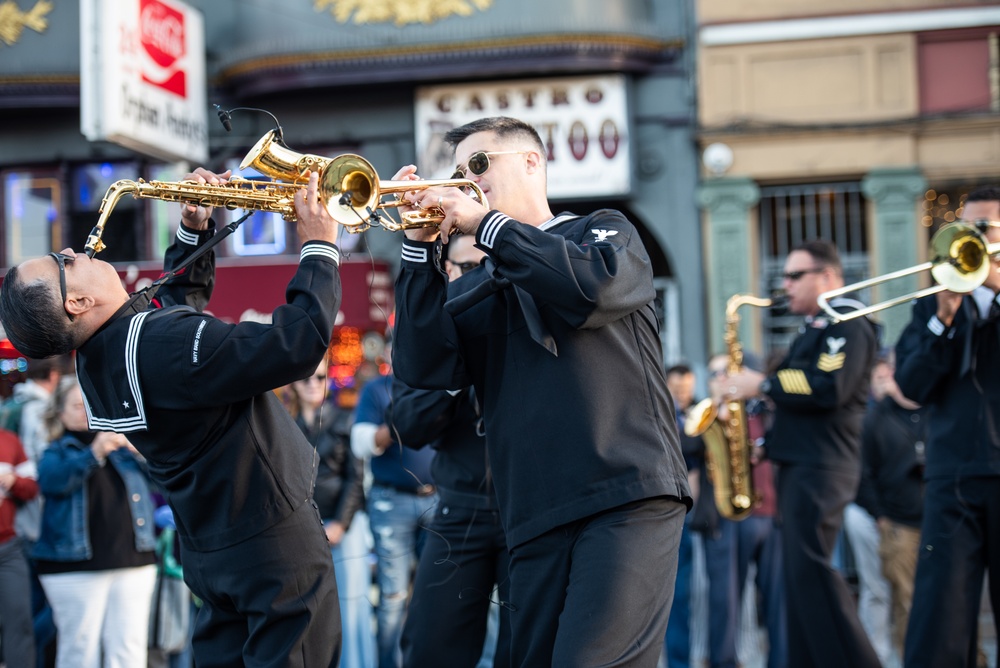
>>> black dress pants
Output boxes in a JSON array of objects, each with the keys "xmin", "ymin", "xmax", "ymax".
[
  {"xmin": 904, "ymin": 476, "xmax": 1000, "ymax": 668},
  {"xmin": 506, "ymin": 495, "xmax": 685, "ymax": 668},
  {"xmin": 401, "ymin": 499, "xmax": 510, "ymax": 668},
  {"xmin": 181, "ymin": 501, "xmax": 342, "ymax": 668},
  {"xmin": 777, "ymin": 463, "xmax": 880, "ymax": 668}
]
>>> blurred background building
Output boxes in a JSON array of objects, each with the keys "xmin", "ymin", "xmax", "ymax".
[
  {"xmin": 697, "ymin": 0, "xmax": 1000, "ymax": 354},
  {"xmin": 0, "ymin": 0, "xmax": 701, "ymax": 392}
]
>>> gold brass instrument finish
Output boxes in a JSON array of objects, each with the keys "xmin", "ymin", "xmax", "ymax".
[
  {"xmin": 817, "ymin": 221, "xmax": 1000, "ymax": 322},
  {"xmin": 84, "ymin": 129, "xmax": 489, "ymax": 257},
  {"xmin": 241, "ymin": 129, "xmax": 489, "ymax": 231},
  {"xmin": 685, "ymin": 294, "xmax": 771, "ymax": 521}
]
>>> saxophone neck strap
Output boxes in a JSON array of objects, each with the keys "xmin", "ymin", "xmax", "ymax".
[{"xmin": 135, "ymin": 211, "xmax": 253, "ymax": 305}]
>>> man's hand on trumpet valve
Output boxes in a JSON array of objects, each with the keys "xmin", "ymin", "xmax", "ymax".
[
  {"xmin": 413, "ymin": 184, "xmax": 489, "ymax": 244},
  {"xmin": 180, "ymin": 168, "xmax": 231, "ymax": 230},
  {"xmin": 391, "ymin": 165, "xmax": 440, "ymax": 243},
  {"xmin": 294, "ymin": 172, "xmax": 340, "ymax": 246}
]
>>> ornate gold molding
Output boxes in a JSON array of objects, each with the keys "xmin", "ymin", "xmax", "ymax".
[
  {"xmin": 314, "ymin": 0, "xmax": 492, "ymax": 26},
  {"xmin": 0, "ymin": 0, "xmax": 52, "ymax": 47}
]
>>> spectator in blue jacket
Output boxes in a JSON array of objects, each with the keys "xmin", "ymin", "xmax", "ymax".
[{"xmin": 33, "ymin": 376, "xmax": 157, "ymax": 668}]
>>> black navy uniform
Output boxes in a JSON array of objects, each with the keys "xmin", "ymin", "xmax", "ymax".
[
  {"xmin": 895, "ymin": 290, "xmax": 1000, "ymax": 667},
  {"xmin": 760, "ymin": 299, "xmax": 880, "ymax": 668},
  {"xmin": 393, "ymin": 208, "xmax": 690, "ymax": 666},
  {"xmin": 855, "ymin": 396, "xmax": 927, "ymax": 530},
  {"xmin": 391, "ymin": 380, "xmax": 510, "ymax": 668},
  {"xmin": 76, "ymin": 221, "xmax": 344, "ymax": 667}
]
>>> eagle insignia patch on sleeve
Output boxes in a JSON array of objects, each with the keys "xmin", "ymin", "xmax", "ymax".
[{"xmin": 817, "ymin": 336, "xmax": 847, "ymax": 372}]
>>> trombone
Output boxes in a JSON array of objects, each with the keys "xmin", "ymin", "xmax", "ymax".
[{"xmin": 817, "ymin": 221, "xmax": 1000, "ymax": 322}]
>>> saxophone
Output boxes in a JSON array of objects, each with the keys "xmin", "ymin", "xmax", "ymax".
[{"xmin": 684, "ymin": 294, "xmax": 771, "ymax": 521}]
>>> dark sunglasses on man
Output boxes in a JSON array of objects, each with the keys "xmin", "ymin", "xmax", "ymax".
[
  {"xmin": 49, "ymin": 252, "xmax": 75, "ymax": 321},
  {"xmin": 451, "ymin": 150, "xmax": 527, "ymax": 180}
]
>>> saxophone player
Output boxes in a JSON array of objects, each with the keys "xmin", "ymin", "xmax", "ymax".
[
  {"xmin": 727, "ymin": 239, "xmax": 880, "ymax": 668},
  {"xmin": 0, "ymin": 168, "xmax": 345, "ymax": 666}
]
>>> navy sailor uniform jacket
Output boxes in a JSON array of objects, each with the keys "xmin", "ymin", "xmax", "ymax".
[{"xmin": 77, "ymin": 221, "xmax": 342, "ymax": 551}]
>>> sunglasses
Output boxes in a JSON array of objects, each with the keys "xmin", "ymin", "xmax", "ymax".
[
  {"xmin": 49, "ymin": 252, "xmax": 75, "ymax": 321},
  {"xmin": 782, "ymin": 267, "xmax": 824, "ymax": 282},
  {"xmin": 451, "ymin": 151, "xmax": 528, "ymax": 180}
]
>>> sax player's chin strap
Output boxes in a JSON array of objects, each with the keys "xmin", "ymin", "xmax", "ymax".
[{"xmin": 114, "ymin": 210, "xmax": 255, "ymax": 320}]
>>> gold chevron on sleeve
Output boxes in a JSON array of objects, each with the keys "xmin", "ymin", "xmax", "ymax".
[
  {"xmin": 817, "ymin": 352, "xmax": 846, "ymax": 372},
  {"xmin": 777, "ymin": 369, "xmax": 812, "ymax": 395}
]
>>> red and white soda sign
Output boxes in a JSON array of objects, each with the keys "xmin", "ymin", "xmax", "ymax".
[
  {"xmin": 81, "ymin": 0, "xmax": 207, "ymax": 162},
  {"xmin": 415, "ymin": 75, "xmax": 631, "ymax": 199},
  {"xmin": 139, "ymin": 0, "xmax": 186, "ymax": 97}
]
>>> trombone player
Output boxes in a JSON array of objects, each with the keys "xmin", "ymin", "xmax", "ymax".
[
  {"xmin": 726, "ymin": 239, "xmax": 881, "ymax": 668},
  {"xmin": 893, "ymin": 186, "xmax": 1000, "ymax": 668}
]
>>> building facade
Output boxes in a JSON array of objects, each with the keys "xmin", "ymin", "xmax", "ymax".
[
  {"xmin": 696, "ymin": 0, "xmax": 1000, "ymax": 354},
  {"xmin": 0, "ymin": 0, "xmax": 704, "ymax": 373}
]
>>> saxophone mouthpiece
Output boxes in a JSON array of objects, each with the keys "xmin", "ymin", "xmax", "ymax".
[{"xmin": 84, "ymin": 226, "xmax": 105, "ymax": 258}]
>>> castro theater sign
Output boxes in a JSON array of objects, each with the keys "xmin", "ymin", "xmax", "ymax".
[
  {"xmin": 415, "ymin": 75, "xmax": 631, "ymax": 200},
  {"xmin": 81, "ymin": 0, "xmax": 208, "ymax": 163}
]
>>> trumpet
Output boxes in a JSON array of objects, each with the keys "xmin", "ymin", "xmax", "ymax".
[
  {"xmin": 817, "ymin": 222, "xmax": 1000, "ymax": 321},
  {"xmin": 84, "ymin": 130, "xmax": 488, "ymax": 257}
]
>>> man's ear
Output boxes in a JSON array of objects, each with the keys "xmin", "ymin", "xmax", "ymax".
[
  {"xmin": 65, "ymin": 294, "xmax": 96, "ymax": 318},
  {"xmin": 525, "ymin": 149, "xmax": 544, "ymax": 174}
]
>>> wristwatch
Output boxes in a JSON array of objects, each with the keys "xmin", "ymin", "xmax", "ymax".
[{"xmin": 759, "ymin": 378, "xmax": 772, "ymax": 395}]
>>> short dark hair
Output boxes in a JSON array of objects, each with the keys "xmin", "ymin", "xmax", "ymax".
[
  {"xmin": 965, "ymin": 186, "xmax": 1000, "ymax": 205},
  {"xmin": 0, "ymin": 265, "xmax": 78, "ymax": 359},
  {"xmin": 793, "ymin": 239, "xmax": 843, "ymax": 278},
  {"xmin": 442, "ymin": 116, "xmax": 546, "ymax": 154},
  {"xmin": 666, "ymin": 364, "xmax": 693, "ymax": 377}
]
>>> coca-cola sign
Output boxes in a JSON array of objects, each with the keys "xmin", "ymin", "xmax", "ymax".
[{"xmin": 140, "ymin": 0, "xmax": 186, "ymax": 97}]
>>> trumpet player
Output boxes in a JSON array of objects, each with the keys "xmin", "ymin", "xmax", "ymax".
[
  {"xmin": 389, "ymin": 116, "xmax": 691, "ymax": 667},
  {"xmin": 0, "ymin": 168, "xmax": 345, "ymax": 667},
  {"xmin": 894, "ymin": 185, "xmax": 1000, "ymax": 668},
  {"xmin": 727, "ymin": 239, "xmax": 880, "ymax": 668}
]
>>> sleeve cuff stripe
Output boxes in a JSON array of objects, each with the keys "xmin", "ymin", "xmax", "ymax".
[
  {"xmin": 401, "ymin": 244, "xmax": 429, "ymax": 264},
  {"xmin": 777, "ymin": 369, "xmax": 812, "ymax": 395},
  {"xmin": 479, "ymin": 212, "xmax": 509, "ymax": 249},
  {"xmin": 176, "ymin": 227, "xmax": 200, "ymax": 246},
  {"xmin": 928, "ymin": 316, "xmax": 946, "ymax": 336},
  {"xmin": 300, "ymin": 244, "xmax": 340, "ymax": 265}
]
